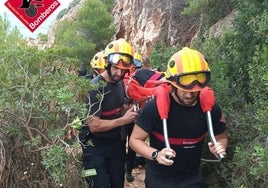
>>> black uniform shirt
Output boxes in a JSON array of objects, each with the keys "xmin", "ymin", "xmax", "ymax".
[
  {"xmin": 135, "ymin": 93, "xmax": 227, "ymax": 179},
  {"xmin": 85, "ymin": 74, "xmax": 125, "ymax": 141}
]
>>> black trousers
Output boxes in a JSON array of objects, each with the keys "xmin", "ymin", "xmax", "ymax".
[
  {"xmin": 82, "ymin": 139, "xmax": 126, "ymax": 188},
  {"xmin": 121, "ymin": 123, "xmax": 136, "ymax": 173},
  {"xmin": 145, "ymin": 166, "xmax": 203, "ymax": 188}
]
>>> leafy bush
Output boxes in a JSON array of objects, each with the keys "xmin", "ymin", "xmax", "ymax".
[
  {"xmin": 0, "ymin": 18, "xmax": 91, "ymax": 187},
  {"xmin": 150, "ymin": 43, "xmax": 179, "ymax": 71},
  {"xmin": 190, "ymin": 0, "xmax": 268, "ymax": 187}
]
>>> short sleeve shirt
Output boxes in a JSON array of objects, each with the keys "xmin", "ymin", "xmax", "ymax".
[
  {"xmin": 85, "ymin": 74, "xmax": 125, "ymax": 140},
  {"xmin": 135, "ymin": 94, "xmax": 227, "ymax": 178}
]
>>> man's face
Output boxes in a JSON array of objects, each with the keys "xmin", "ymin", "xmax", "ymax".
[
  {"xmin": 175, "ymin": 89, "xmax": 199, "ymax": 106},
  {"xmin": 110, "ymin": 65, "xmax": 128, "ymax": 82}
]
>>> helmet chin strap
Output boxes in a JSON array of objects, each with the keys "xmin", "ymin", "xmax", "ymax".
[
  {"xmin": 106, "ymin": 63, "xmax": 117, "ymax": 83},
  {"xmin": 171, "ymin": 87, "xmax": 180, "ymax": 103},
  {"xmin": 172, "ymin": 86, "xmax": 199, "ymax": 106},
  {"xmin": 106, "ymin": 63, "xmax": 129, "ymax": 83}
]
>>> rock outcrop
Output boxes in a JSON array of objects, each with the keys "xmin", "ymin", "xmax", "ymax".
[
  {"xmin": 112, "ymin": 0, "xmax": 199, "ymax": 56},
  {"xmin": 30, "ymin": 0, "xmax": 235, "ymax": 58}
]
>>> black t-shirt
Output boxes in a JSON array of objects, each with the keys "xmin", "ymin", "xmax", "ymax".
[
  {"xmin": 85, "ymin": 74, "xmax": 125, "ymax": 141},
  {"xmin": 135, "ymin": 94, "xmax": 227, "ymax": 178}
]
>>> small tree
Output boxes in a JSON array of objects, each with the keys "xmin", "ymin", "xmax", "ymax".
[
  {"xmin": 0, "ymin": 17, "xmax": 92, "ymax": 186},
  {"xmin": 76, "ymin": 0, "xmax": 115, "ymax": 50}
]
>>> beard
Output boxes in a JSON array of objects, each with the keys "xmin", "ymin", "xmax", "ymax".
[
  {"xmin": 111, "ymin": 74, "xmax": 124, "ymax": 82},
  {"xmin": 177, "ymin": 93, "xmax": 198, "ymax": 106}
]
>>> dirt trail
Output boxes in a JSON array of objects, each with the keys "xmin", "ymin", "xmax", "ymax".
[{"xmin": 124, "ymin": 167, "xmax": 145, "ymax": 188}]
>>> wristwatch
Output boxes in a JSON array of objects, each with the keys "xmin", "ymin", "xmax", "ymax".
[{"xmin": 152, "ymin": 150, "xmax": 159, "ymax": 160}]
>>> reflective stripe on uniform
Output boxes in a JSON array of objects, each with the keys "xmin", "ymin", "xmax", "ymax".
[{"xmin": 152, "ymin": 131, "xmax": 206, "ymax": 145}]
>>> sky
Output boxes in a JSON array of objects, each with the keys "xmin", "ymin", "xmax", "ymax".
[{"xmin": 0, "ymin": 0, "xmax": 73, "ymax": 38}]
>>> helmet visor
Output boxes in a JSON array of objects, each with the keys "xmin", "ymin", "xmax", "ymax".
[
  {"xmin": 133, "ymin": 59, "xmax": 142, "ymax": 67},
  {"xmin": 108, "ymin": 54, "xmax": 133, "ymax": 69},
  {"xmin": 174, "ymin": 72, "xmax": 210, "ymax": 90}
]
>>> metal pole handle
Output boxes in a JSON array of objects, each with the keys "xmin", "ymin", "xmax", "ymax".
[
  {"xmin": 206, "ymin": 111, "xmax": 224, "ymax": 159},
  {"xmin": 163, "ymin": 119, "xmax": 170, "ymax": 148}
]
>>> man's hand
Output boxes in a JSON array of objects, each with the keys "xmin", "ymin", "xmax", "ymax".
[
  {"xmin": 88, "ymin": 106, "xmax": 138, "ymax": 133},
  {"xmin": 122, "ymin": 106, "xmax": 138, "ymax": 124},
  {"xmin": 208, "ymin": 142, "xmax": 226, "ymax": 158},
  {"xmin": 155, "ymin": 148, "xmax": 176, "ymax": 166}
]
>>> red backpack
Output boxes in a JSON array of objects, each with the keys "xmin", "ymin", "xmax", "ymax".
[{"xmin": 124, "ymin": 69, "xmax": 170, "ymax": 109}]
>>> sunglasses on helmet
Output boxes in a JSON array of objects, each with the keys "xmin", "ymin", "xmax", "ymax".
[
  {"xmin": 108, "ymin": 54, "xmax": 133, "ymax": 68},
  {"xmin": 174, "ymin": 72, "xmax": 210, "ymax": 90}
]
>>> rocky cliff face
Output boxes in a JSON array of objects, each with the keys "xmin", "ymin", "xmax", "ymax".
[
  {"xmin": 112, "ymin": 0, "xmax": 199, "ymax": 56},
  {"xmin": 31, "ymin": 0, "xmax": 199, "ymax": 54},
  {"xmin": 31, "ymin": 0, "xmax": 234, "ymax": 57}
]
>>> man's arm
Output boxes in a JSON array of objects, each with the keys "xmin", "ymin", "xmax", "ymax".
[
  {"xmin": 129, "ymin": 125, "xmax": 154, "ymax": 160},
  {"xmin": 87, "ymin": 107, "xmax": 138, "ymax": 133},
  {"xmin": 130, "ymin": 125, "xmax": 176, "ymax": 166},
  {"xmin": 208, "ymin": 131, "xmax": 228, "ymax": 158}
]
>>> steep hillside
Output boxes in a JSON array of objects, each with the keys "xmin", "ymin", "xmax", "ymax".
[{"xmin": 32, "ymin": 0, "xmax": 234, "ymax": 57}]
